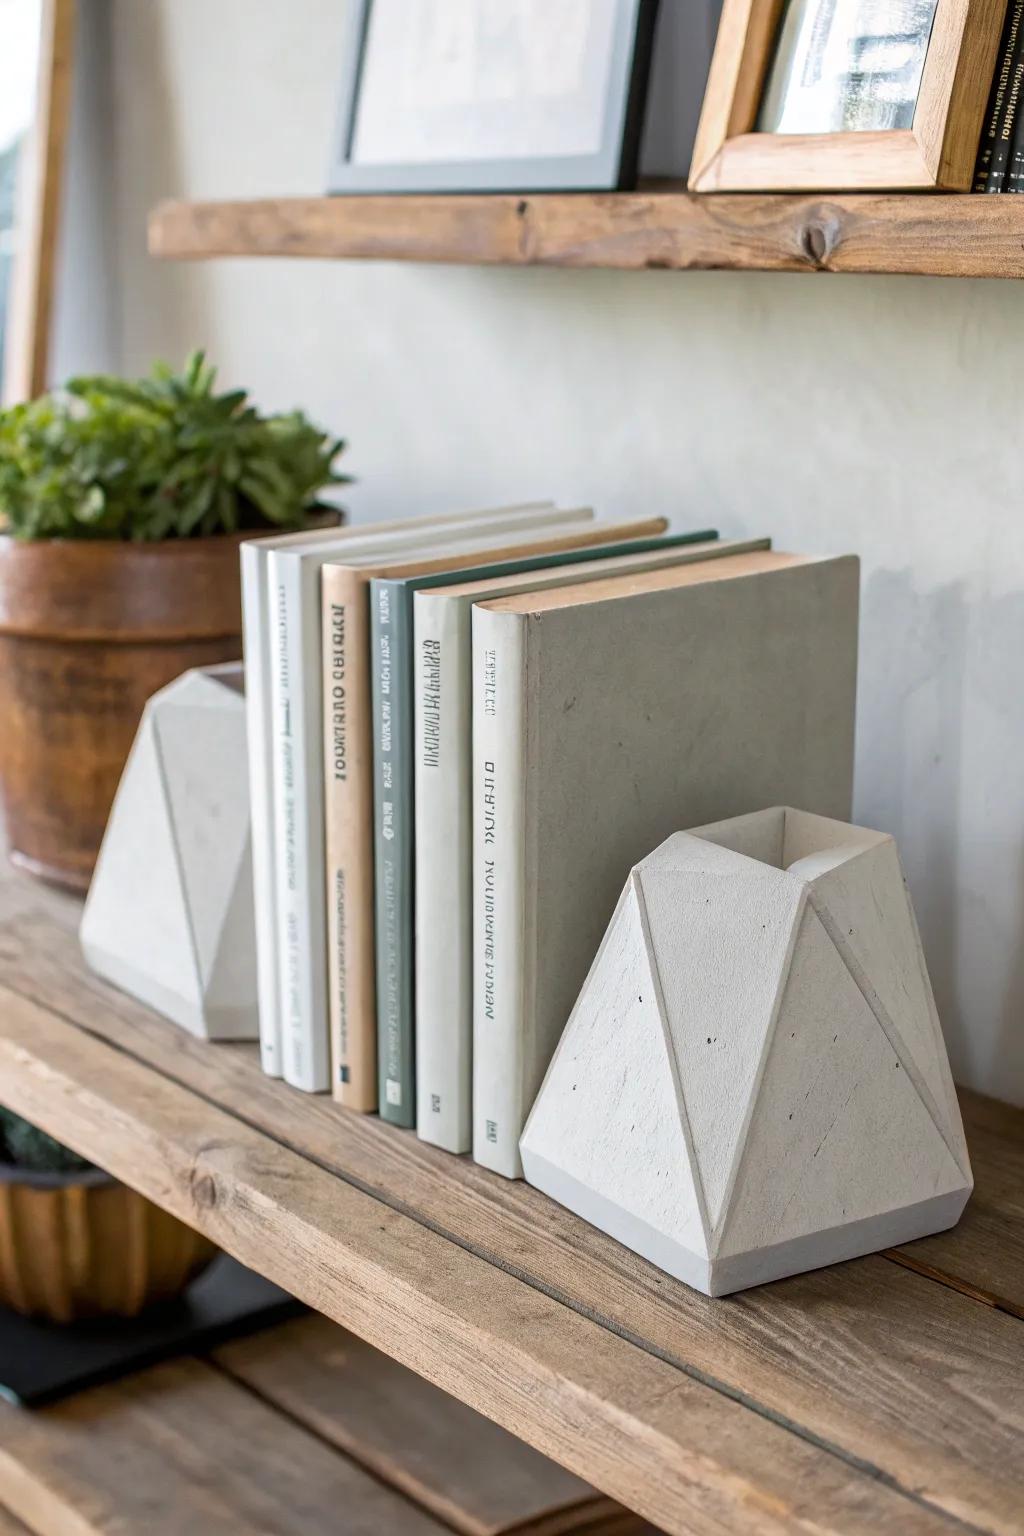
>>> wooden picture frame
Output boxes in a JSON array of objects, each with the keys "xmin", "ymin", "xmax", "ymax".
[
  {"xmin": 689, "ymin": 0, "xmax": 1005, "ymax": 192},
  {"xmin": 2, "ymin": 0, "xmax": 75, "ymax": 406},
  {"xmin": 327, "ymin": 0, "xmax": 659, "ymax": 195}
]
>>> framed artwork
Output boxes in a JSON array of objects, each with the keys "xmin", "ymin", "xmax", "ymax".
[
  {"xmin": 327, "ymin": 0, "xmax": 659, "ymax": 194},
  {"xmin": 689, "ymin": 0, "xmax": 1005, "ymax": 191},
  {"xmin": 1, "ymin": 0, "xmax": 74, "ymax": 406}
]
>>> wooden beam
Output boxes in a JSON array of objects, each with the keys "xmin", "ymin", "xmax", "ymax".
[{"xmin": 147, "ymin": 191, "xmax": 1024, "ymax": 280}]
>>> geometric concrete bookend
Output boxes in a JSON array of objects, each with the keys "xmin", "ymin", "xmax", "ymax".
[
  {"xmin": 80, "ymin": 662, "xmax": 258, "ymax": 1041},
  {"xmin": 520, "ymin": 807, "xmax": 973, "ymax": 1297}
]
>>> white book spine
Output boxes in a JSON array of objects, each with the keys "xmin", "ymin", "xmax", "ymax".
[
  {"xmin": 267, "ymin": 549, "xmax": 330, "ymax": 1092},
  {"xmin": 472, "ymin": 605, "xmax": 529, "ymax": 1178},
  {"xmin": 241, "ymin": 543, "xmax": 282, "ymax": 1078},
  {"xmin": 414, "ymin": 591, "xmax": 475, "ymax": 1150}
]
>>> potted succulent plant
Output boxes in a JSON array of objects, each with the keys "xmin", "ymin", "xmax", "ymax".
[
  {"xmin": 0, "ymin": 352, "xmax": 348, "ymax": 889},
  {"xmin": 0, "ymin": 1108, "xmax": 216, "ymax": 1323}
]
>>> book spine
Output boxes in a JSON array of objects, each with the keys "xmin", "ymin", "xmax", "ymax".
[
  {"xmin": 415, "ymin": 591, "xmax": 473, "ymax": 1152},
  {"xmin": 1009, "ymin": 36, "xmax": 1024, "ymax": 190},
  {"xmin": 240, "ymin": 543, "xmax": 282, "ymax": 1078},
  {"xmin": 975, "ymin": 1, "xmax": 1020, "ymax": 190},
  {"xmin": 986, "ymin": 3, "xmax": 1024, "ymax": 192},
  {"xmin": 267, "ymin": 551, "xmax": 330, "ymax": 1093},
  {"xmin": 472, "ymin": 605, "xmax": 529, "ymax": 1179},
  {"xmin": 322, "ymin": 563, "xmax": 378, "ymax": 1110},
  {"xmin": 372, "ymin": 579, "xmax": 415, "ymax": 1127}
]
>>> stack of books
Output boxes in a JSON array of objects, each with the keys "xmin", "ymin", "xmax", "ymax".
[
  {"xmin": 975, "ymin": 2, "xmax": 1024, "ymax": 192},
  {"xmin": 243, "ymin": 504, "xmax": 859, "ymax": 1179}
]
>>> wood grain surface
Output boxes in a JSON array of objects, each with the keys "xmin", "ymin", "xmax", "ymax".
[
  {"xmin": 213, "ymin": 1315, "xmax": 612, "ymax": 1536},
  {"xmin": 149, "ymin": 191, "xmax": 1024, "ymax": 280},
  {"xmin": 0, "ymin": 886, "xmax": 1020, "ymax": 1535},
  {"xmin": 0, "ymin": 1357, "xmax": 447, "ymax": 1536}
]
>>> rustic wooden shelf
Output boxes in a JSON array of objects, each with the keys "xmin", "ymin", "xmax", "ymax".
[
  {"xmin": 148, "ymin": 190, "xmax": 1024, "ymax": 279},
  {"xmin": 0, "ymin": 880, "xmax": 1022, "ymax": 1536},
  {"xmin": 0, "ymin": 1310, "xmax": 642, "ymax": 1536}
]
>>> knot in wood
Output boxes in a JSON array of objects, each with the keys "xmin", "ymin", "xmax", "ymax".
[
  {"xmin": 799, "ymin": 215, "xmax": 838, "ymax": 268},
  {"xmin": 190, "ymin": 1169, "xmax": 218, "ymax": 1210}
]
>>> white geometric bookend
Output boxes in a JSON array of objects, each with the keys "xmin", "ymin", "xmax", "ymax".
[
  {"xmin": 520, "ymin": 808, "xmax": 973, "ymax": 1297},
  {"xmin": 81, "ymin": 662, "xmax": 258, "ymax": 1042}
]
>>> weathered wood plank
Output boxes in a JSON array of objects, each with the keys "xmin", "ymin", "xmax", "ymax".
[
  {"xmin": 0, "ymin": 977, "xmax": 972, "ymax": 1536},
  {"xmin": 1, "ymin": 910, "xmax": 1020, "ymax": 1534},
  {"xmin": 148, "ymin": 191, "xmax": 1024, "ymax": 280},
  {"xmin": 213, "ymin": 1314, "xmax": 638, "ymax": 1536},
  {"xmin": 884, "ymin": 1088, "xmax": 1024, "ymax": 1317},
  {"xmin": 0, "ymin": 1357, "xmax": 446, "ymax": 1536}
]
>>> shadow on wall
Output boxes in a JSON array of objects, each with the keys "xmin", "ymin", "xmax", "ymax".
[{"xmin": 857, "ymin": 570, "xmax": 1024, "ymax": 1099}]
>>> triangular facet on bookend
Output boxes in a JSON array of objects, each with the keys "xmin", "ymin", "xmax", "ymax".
[
  {"xmin": 81, "ymin": 664, "xmax": 259, "ymax": 1042},
  {"xmin": 520, "ymin": 808, "xmax": 972, "ymax": 1298},
  {"xmin": 520, "ymin": 880, "xmax": 711, "ymax": 1287}
]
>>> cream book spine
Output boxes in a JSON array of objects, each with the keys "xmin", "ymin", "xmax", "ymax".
[
  {"xmin": 471, "ymin": 605, "xmax": 529, "ymax": 1178},
  {"xmin": 268, "ymin": 545, "xmax": 333, "ymax": 1092},
  {"xmin": 414, "ymin": 590, "xmax": 473, "ymax": 1149},
  {"xmin": 241, "ymin": 540, "xmax": 283, "ymax": 1078}
]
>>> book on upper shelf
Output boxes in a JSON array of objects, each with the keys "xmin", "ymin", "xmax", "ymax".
[
  {"xmin": 975, "ymin": 1, "xmax": 1024, "ymax": 192},
  {"xmin": 471, "ymin": 549, "xmax": 860, "ymax": 1179}
]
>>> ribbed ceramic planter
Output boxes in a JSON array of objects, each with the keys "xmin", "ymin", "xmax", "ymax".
[{"xmin": 0, "ymin": 1161, "xmax": 217, "ymax": 1323}]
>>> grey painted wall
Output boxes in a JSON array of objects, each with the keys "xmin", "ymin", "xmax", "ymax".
[{"xmin": 102, "ymin": 0, "xmax": 1024, "ymax": 1104}]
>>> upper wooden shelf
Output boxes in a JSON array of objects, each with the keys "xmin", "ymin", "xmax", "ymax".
[
  {"xmin": 148, "ymin": 190, "xmax": 1024, "ymax": 279},
  {"xmin": 1, "ymin": 869, "xmax": 1023, "ymax": 1536}
]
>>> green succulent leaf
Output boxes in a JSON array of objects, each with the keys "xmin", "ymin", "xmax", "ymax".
[{"xmin": 0, "ymin": 352, "xmax": 349, "ymax": 541}]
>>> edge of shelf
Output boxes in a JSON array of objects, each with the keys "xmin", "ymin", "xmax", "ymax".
[{"xmin": 147, "ymin": 190, "xmax": 1024, "ymax": 278}]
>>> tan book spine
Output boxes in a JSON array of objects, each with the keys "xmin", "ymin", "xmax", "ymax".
[{"xmin": 323, "ymin": 566, "xmax": 379, "ymax": 1110}]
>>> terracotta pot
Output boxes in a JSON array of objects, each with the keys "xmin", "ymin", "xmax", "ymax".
[
  {"xmin": 0, "ymin": 1161, "xmax": 218, "ymax": 1323},
  {"xmin": 0, "ymin": 518, "xmax": 338, "ymax": 891}
]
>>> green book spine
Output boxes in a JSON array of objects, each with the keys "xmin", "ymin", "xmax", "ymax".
[{"xmin": 372, "ymin": 577, "xmax": 416, "ymax": 1126}]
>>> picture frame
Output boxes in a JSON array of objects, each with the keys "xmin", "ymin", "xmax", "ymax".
[
  {"xmin": 327, "ymin": 0, "xmax": 659, "ymax": 195},
  {"xmin": 689, "ymin": 0, "xmax": 1005, "ymax": 192}
]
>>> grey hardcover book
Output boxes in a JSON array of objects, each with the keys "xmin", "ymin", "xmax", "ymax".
[{"xmin": 472, "ymin": 550, "xmax": 860, "ymax": 1178}]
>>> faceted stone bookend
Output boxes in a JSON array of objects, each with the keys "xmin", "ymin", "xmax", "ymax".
[
  {"xmin": 520, "ymin": 807, "xmax": 973, "ymax": 1297},
  {"xmin": 81, "ymin": 663, "xmax": 258, "ymax": 1042}
]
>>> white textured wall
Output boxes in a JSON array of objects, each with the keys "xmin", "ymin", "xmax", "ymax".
[{"xmin": 103, "ymin": 0, "xmax": 1024, "ymax": 1105}]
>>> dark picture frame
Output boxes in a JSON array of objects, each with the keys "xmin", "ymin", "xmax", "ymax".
[{"xmin": 327, "ymin": 0, "xmax": 659, "ymax": 194}]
